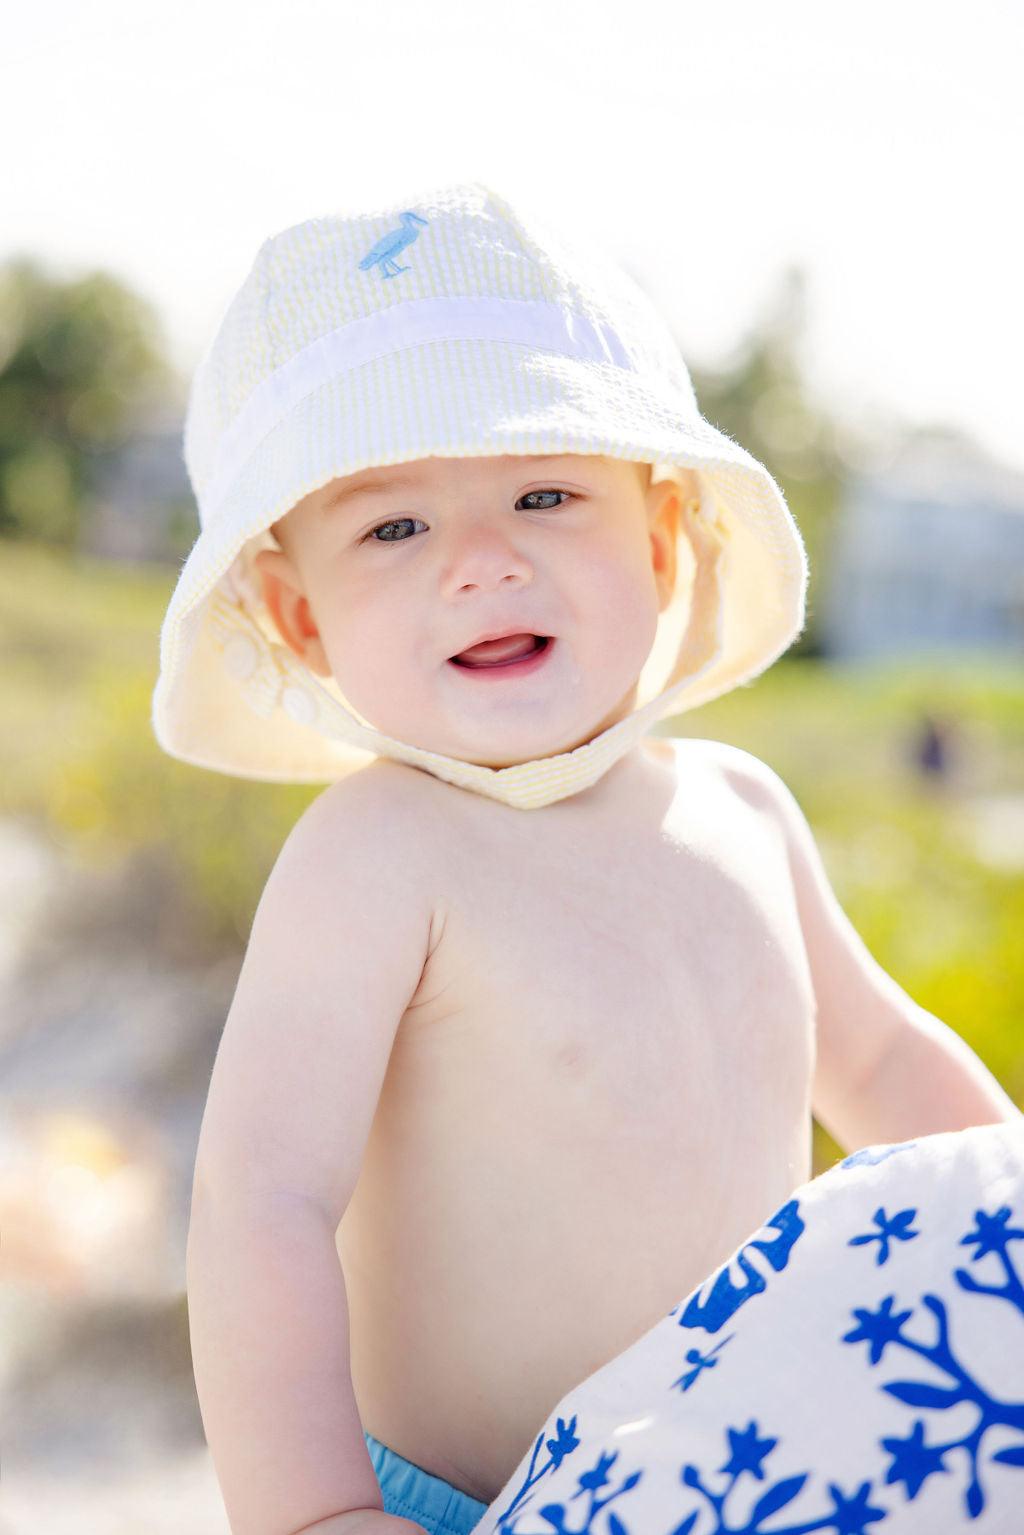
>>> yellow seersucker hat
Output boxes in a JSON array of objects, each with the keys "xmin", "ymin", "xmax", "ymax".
[{"xmin": 152, "ymin": 180, "xmax": 808, "ymax": 810}]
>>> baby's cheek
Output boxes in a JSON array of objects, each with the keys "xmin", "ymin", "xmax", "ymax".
[
  {"xmin": 319, "ymin": 615, "xmax": 388, "ymax": 709},
  {"xmin": 589, "ymin": 566, "xmax": 660, "ymax": 667}
]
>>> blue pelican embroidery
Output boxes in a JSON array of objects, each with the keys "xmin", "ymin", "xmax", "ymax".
[{"xmin": 358, "ymin": 211, "xmax": 429, "ymax": 278}]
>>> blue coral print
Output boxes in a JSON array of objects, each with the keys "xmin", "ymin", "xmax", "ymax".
[
  {"xmin": 842, "ymin": 1201, "xmax": 1024, "ymax": 1519},
  {"xmin": 672, "ymin": 1199, "xmax": 805, "ymax": 1335},
  {"xmin": 848, "ymin": 1208, "xmax": 920, "ymax": 1267},
  {"xmin": 674, "ymin": 1335, "xmax": 735, "ymax": 1393},
  {"xmin": 492, "ymin": 1416, "xmax": 583, "ymax": 1531},
  {"xmin": 494, "ymin": 1414, "xmax": 891, "ymax": 1535},
  {"xmin": 840, "ymin": 1143, "xmax": 918, "ymax": 1171},
  {"xmin": 475, "ymin": 1131, "xmax": 1023, "ymax": 1535},
  {"xmin": 676, "ymin": 1422, "xmax": 889, "ymax": 1534}
]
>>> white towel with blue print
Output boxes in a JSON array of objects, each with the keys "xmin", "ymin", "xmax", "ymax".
[{"xmin": 469, "ymin": 1121, "xmax": 1024, "ymax": 1535}]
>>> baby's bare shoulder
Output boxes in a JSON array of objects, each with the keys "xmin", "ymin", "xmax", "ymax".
[
  {"xmin": 244, "ymin": 758, "xmax": 446, "ymax": 1000},
  {"xmin": 280, "ymin": 757, "xmax": 445, "ymax": 880},
  {"xmin": 667, "ymin": 735, "xmax": 787, "ymax": 814}
]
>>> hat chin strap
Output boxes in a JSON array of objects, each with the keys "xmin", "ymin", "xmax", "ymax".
[{"xmin": 209, "ymin": 508, "xmax": 728, "ymax": 810}]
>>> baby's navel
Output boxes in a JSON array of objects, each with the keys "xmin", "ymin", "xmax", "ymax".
[{"xmin": 554, "ymin": 1040, "xmax": 588, "ymax": 1073}]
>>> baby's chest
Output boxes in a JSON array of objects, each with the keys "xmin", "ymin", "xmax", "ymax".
[{"xmin": 399, "ymin": 793, "xmax": 816, "ymax": 1143}]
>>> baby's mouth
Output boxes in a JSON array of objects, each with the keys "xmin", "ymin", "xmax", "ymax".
[{"xmin": 449, "ymin": 634, "xmax": 551, "ymax": 669}]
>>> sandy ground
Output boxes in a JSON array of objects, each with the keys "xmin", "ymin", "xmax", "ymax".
[
  {"xmin": 0, "ymin": 823, "xmax": 238, "ymax": 1535},
  {"xmin": 2, "ymin": 1452, "xmax": 229, "ymax": 1535}
]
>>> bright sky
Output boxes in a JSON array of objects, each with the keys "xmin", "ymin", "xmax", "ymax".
[{"xmin": 4, "ymin": 0, "xmax": 1023, "ymax": 470}]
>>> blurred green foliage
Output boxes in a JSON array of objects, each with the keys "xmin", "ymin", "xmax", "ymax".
[
  {"xmin": 689, "ymin": 266, "xmax": 855, "ymax": 661},
  {"xmin": 3, "ymin": 542, "xmax": 1022, "ymax": 1174},
  {"xmin": 0, "ymin": 257, "xmax": 174, "ymax": 546},
  {"xmin": 0, "ymin": 542, "xmax": 313, "ymax": 954}
]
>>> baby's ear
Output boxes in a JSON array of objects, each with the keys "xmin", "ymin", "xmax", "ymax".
[
  {"xmin": 645, "ymin": 477, "xmax": 681, "ymax": 613},
  {"xmin": 252, "ymin": 547, "xmax": 332, "ymax": 676},
  {"xmin": 668, "ymin": 466, "xmax": 700, "ymax": 501}
]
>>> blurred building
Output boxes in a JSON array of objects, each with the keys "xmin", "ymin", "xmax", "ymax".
[
  {"xmin": 819, "ymin": 436, "xmax": 1024, "ymax": 661},
  {"xmin": 82, "ymin": 411, "xmax": 192, "ymax": 562}
]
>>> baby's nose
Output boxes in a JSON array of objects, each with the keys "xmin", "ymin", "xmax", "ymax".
[{"xmin": 439, "ymin": 519, "xmax": 534, "ymax": 594}]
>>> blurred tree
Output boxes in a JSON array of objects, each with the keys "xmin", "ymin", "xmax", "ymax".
[
  {"xmin": 686, "ymin": 265, "xmax": 851, "ymax": 658},
  {"xmin": 0, "ymin": 257, "xmax": 174, "ymax": 548}
]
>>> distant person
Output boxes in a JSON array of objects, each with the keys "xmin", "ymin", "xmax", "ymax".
[
  {"xmin": 151, "ymin": 185, "xmax": 1023, "ymax": 1535},
  {"xmin": 913, "ymin": 710, "xmax": 953, "ymax": 781},
  {"xmin": 914, "ymin": 706, "xmax": 964, "ymax": 792}
]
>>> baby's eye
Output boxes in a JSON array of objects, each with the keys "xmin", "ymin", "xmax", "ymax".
[
  {"xmin": 362, "ymin": 491, "xmax": 570, "ymax": 544},
  {"xmin": 517, "ymin": 489, "xmax": 571, "ymax": 510},
  {"xmin": 364, "ymin": 517, "xmax": 426, "ymax": 543}
]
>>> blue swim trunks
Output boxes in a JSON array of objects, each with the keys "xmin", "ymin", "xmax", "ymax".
[{"xmin": 364, "ymin": 1429, "xmax": 489, "ymax": 1535}]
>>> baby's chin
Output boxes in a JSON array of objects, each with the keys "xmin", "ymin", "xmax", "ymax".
[
  {"xmin": 322, "ymin": 655, "xmax": 644, "ymax": 766},
  {"xmin": 333, "ymin": 691, "xmax": 605, "ymax": 765},
  {"xmin": 378, "ymin": 721, "xmax": 594, "ymax": 769},
  {"xmin": 359, "ymin": 707, "xmax": 635, "ymax": 769}
]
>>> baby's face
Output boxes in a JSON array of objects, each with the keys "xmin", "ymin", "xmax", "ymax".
[{"xmin": 256, "ymin": 454, "xmax": 687, "ymax": 769}]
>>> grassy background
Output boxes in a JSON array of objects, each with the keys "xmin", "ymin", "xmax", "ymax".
[{"xmin": 4, "ymin": 539, "xmax": 1023, "ymax": 1171}]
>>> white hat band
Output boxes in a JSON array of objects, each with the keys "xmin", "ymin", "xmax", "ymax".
[{"xmin": 201, "ymin": 296, "xmax": 651, "ymax": 521}]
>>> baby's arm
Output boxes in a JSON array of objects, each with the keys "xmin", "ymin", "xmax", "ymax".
[
  {"xmin": 718, "ymin": 746, "xmax": 1021, "ymax": 1151},
  {"xmin": 186, "ymin": 768, "xmax": 435, "ymax": 1535}
]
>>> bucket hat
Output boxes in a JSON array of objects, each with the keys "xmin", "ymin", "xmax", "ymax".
[{"xmin": 152, "ymin": 180, "xmax": 808, "ymax": 809}]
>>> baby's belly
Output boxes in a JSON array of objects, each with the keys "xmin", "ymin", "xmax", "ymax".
[{"xmin": 337, "ymin": 1040, "xmax": 812, "ymax": 1505}]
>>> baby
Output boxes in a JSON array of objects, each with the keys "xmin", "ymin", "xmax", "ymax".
[{"xmin": 153, "ymin": 184, "xmax": 1021, "ymax": 1535}]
